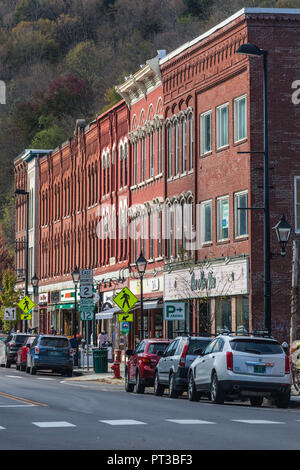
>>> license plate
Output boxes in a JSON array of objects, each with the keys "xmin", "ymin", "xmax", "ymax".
[
  {"xmin": 48, "ymin": 351, "xmax": 60, "ymax": 356},
  {"xmin": 254, "ymin": 365, "xmax": 266, "ymax": 373}
]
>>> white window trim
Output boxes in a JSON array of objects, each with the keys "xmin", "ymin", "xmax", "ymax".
[
  {"xmin": 216, "ymin": 103, "xmax": 229, "ymax": 150},
  {"xmin": 217, "ymin": 195, "xmax": 230, "ymax": 242},
  {"xmin": 234, "ymin": 190, "xmax": 248, "ymax": 238},
  {"xmin": 234, "ymin": 94, "xmax": 247, "ymax": 143},
  {"xmin": 200, "ymin": 110, "xmax": 212, "ymax": 156},
  {"xmin": 200, "ymin": 199, "xmax": 212, "ymax": 245}
]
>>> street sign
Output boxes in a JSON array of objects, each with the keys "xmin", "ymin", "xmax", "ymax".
[
  {"xmin": 113, "ymin": 287, "xmax": 138, "ymax": 314},
  {"xmin": 18, "ymin": 295, "xmax": 35, "ymax": 314},
  {"xmin": 163, "ymin": 302, "xmax": 186, "ymax": 321},
  {"xmin": 4, "ymin": 307, "xmax": 16, "ymax": 321},
  {"xmin": 80, "ymin": 269, "xmax": 94, "ymax": 321},
  {"xmin": 21, "ymin": 313, "xmax": 32, "ymax": 320},
  {"xmin": 121, "ymin": 321, "xmax": 130, "ymax": 334},
  {"xmin": 118, "ymin": 313, "xmax": 133, "ymax": 322}
]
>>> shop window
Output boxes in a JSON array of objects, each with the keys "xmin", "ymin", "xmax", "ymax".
[
  {"xmin": 236, "ymin": 295, "xmax": 249, "ymax": 334},
  {"xmin": 215, "ymin": 296, "xmax": 232, "ymax": 334}
]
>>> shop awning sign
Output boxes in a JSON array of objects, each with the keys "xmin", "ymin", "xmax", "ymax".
[
  {"xmin": 163, "ymin": 302, "xmax": 186, "ymax": 321},
  {"xmin": 113, "ymin": 287, "xmax": 138, "ymax": 314}
]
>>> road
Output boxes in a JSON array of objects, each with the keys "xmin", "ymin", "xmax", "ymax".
[{"xmin": 1, "ymin": 366, "xmax": 300, "ymax": 451}]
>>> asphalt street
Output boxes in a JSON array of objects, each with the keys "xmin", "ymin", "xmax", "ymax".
[{"xmin": 1, "ymin": 366, "xmax": 300, "ymax": 451}]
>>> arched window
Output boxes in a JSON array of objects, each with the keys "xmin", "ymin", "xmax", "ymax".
[
  {"xmin": 188, "ymin": 113, "xmax": 194, "ymax": 171},
  {"xmin": 181, "ymin": 117, "xmax": 187, "ymax": 174},
  {"xmin": 167, "ymin": 123, "xmax": 173, "ymax": 178}
]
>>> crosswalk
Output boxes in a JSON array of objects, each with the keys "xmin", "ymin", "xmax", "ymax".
[{"xmin": 0, "ymin": 418, "xmax": 300, "ymax": 429}]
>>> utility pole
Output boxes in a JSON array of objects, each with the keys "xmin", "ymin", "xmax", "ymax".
[{"xmin": 290, "ymin": 240, "xmax": 298, "ymax": 346}]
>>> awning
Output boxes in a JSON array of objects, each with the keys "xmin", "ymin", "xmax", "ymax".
[
  {"xmin": 55, "ymin": 303, "xmax": 75, "ymax": 310},
  {"xmin": 143, "ymin": 300, "xmax": 162, "ymax": 310},
  {"xmin": 95, "ymin": 306, "xmax": 121, "ymax": 320}
]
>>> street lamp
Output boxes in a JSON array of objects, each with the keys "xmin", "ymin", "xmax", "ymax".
[
  {"xmin": 273, "ymin": 215, "xmax": 292, "ymax": 256},
  {"xmin": 31, "ymin": 273, "xmax": 38, "ymax": 291},
  {"xmin": 71, "ymin": 266, "xmax": 80, "ymax": 339},
  {"xmin": 236, "ymin": 42, "xmax": 271, "ymax": 334},
  {"xmin": 15, "ymin": 188, "xmax": 29, "ymax": 332},
  {"xmin": 136, "ymin": 251, "xmax": 147, "ymax": 340}
]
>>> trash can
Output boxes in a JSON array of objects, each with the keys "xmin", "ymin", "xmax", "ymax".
[{"xmin": 93, "ymin": 348, "xmax": 108, "ymax": 373}]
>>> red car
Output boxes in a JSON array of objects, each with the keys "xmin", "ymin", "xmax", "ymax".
[
  {"xmin": 125, "ymin": 338, "xmax": 170, "ymax": 393},
  {"xmin": 16, "ymin": 335, "xmax": 37, "ymax": 372}
]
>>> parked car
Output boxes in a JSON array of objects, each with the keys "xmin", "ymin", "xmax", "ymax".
[
  {"xmin": 188, "ymin": 333, "xmax": 291, "ymax": 408},
  {"xmin": 26, "ymin": 334, "xmax": 74, "ymax": 376},
  {"xmin": 16, "ymin": 335, "xmax": 37, "ymax": 371},
  {"xmin": 0, "ymin": 340, "xmax": 6, "ymax": 367},
  {"xmin": 154, "ymin": 335, "xmax": 213, "ymax": 398},
  {"xmin": 5, "ymin": 333, "xmax": 31, "ymax": 368},
  {"xmin": 125, "ymin": 339, "xmax": 171, "ymax": 393}
]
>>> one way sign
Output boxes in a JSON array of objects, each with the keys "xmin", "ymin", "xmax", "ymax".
[{"xmin": 163, "ymin": 302, "xmax": 186, "ymax": 321}]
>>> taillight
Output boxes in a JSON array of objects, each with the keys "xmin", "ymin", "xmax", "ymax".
[
  {"xmin": 34, "ymin": 346, "xmax": 40, "ymax": 354},
  {"xmin": 69, "ymin": 348, "xmax": 74, "ymax": 357},
  {"xmin": 179, "ymin": 343, "xmax": 189, "ymax": 367},
  {"xmin": 226, "ymin": 351, "xmax": 233, "ymax": 370},
  {"xmin": 141, "ymin": 356, "xmax": 150, "ymax": 364},
  {"xmin": 9, "ymin": 341, "xmax": 14, "ymax": 348},
  {"xmin": 285, "ymin": 355, "xmax": 290, "ymax": 374}
]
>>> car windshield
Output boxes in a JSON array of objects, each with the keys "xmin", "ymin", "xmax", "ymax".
[
  {"xmin": 147, "ymin": 343, "xmax": 169, "ymax": 355},
  {"xmin": 188, "ymin": 339, "xmax": 211, "ymax": 355},
  {"xmin": 230, "ymin": 339, "xmax": 282, "ymax": 355},
  {"xmin": 40, "ymin": 337, "xmax": 69, "ymax": 348},
  {"xmin": 15, "ymin": 335, "xmax": 29, "ymax": 344}
]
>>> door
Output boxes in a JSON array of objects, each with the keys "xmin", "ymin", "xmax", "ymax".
[
  {"xmin": 158, "ymin": 340, "xmax": 177, "ymax": 384},
  {"xmin": 195, "ymin": 339, "xmax": 218, "ymax": 388}
]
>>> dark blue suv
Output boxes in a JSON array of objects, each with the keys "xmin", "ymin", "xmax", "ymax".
[{"xmin": 26, "ymin": 335, "xmax": 73, "ymax": 376}]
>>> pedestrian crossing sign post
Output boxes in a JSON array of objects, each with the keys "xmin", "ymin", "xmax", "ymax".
[
  {"xmin": 18, "ymin": 295, "xmax": 35, "ymax": 315},
  {"xmin": 113, "ymin": 287, "xmax": 138, "ymax": 314}
]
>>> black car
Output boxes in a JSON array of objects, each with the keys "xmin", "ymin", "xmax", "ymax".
[{"xmin": 5, "ymin": 333, "xmax": 31, "ymax": 368}]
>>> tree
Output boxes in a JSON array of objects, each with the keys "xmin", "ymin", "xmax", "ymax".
[
  {"xmin": 0, "ymin": 268, "xmax": 21, "ymax": 331},
  {"xmin": 0, "ymin": 225, "xmax": 13, "ymax": 284}
]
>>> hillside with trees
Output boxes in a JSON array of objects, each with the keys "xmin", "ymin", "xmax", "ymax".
[{"xmin": 0, "ymin": 0, "xmax": 299, "ymax": 252}]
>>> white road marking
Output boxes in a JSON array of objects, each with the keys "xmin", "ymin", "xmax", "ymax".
[
  {"xmin": 32, "ymin": 421, "xmax": 76, "ymax": 428},
  {"xmin": 36, "ymin": 378, "xmax": 54, "ymax": 380},
  {"xmin": 6, "ymin": 376, "xmax": 23, "ymax": 379},
  {"xmin": 166, "ymin": 419, "xmax": 216, "ymax": 424},
  {"xmin": 99, "ymin": 419, "xmax": 146, "ymax": 425},
  {"xmin": 232, "ymin": 420, "xmax": 285, "ymax": 424},
  {"xmin": 0, "ymin": 426, "xmax": 5, "ymax": 429}
]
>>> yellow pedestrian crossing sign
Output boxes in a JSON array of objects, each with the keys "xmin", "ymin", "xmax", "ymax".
[
  {"xmin": 113, "ymin": 287, "xmax": 138, "ymax": 314},
  {"xmin": 21, "ymin": 313, "xmax": 32, "ymax": 320},
  {"xmin": 18, "ymin": 295, "xmax": 35, "ymax": 314}
]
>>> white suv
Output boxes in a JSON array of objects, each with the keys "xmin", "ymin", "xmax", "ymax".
[{"xmin": 188, "ymin": 333, "xmax": 291, "ymax": 408}]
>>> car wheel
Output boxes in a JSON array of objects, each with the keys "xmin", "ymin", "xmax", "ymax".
[
  {"xmin": 211, "ymin": 372, "xmax": 225, "ymax": 404},
  {"xmin": 16, "ymin": 363, "xmax": 20, "ymax": 371},
  {"xmin": 65, "ymin": 369, "xmax": 72, "ymax": 377},
  {"xmin": 168, "ymin": 373, "xmax": 179, "ymax": 399},
  {"xmin": 135, "ymin": 371, "xmax": 145, "ymax": 394},
  {"xmin": 5, "ymin": 359, "xmax": 11, "ymax": 368},
  {"xmin": 188, "ymin": 373, "xmax": 201, "ymax": 402},
  {"xmin": 250, "ymin": 397, "xmax": 264, "ymax": 407},
  {"xmin": 30, "ymin": 365, "xmax": 36, "ymax": 375},
  {"xmin": 275, "ymin": 389, "xmax": 290, "ymax": 409},
  {"xmin": 154, "ymin": 372, "xmax": 164, "ymax": 396},
  {"xmin": 21, "ymin": 364, "xmax": 26, "ymax": 372},
  {"xmin": 125, "ymin": 369, "xmax": 134, "ymax": 392}
]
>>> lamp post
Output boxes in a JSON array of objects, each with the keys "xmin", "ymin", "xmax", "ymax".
[
  {"xmin": 71, "ymin": 266, "xmax": 80, "ymax": 339},
  {"xmin": 273, "ymin": 215, "xmax": 292, "ymax": 256},
  {"xmin": 236, "ymin": 42, "xmax": 272, "ymax": 333},
  {"xmin": 15, "ymin": 188, "xmax": 29, "ymax": 332},
  {"xmin": 136, "ymin": 251, "xmax": 147, "ymax": 340},
  {"xmin": 31, "ymin": 273, "xmax": 38, "ymax": 331}
]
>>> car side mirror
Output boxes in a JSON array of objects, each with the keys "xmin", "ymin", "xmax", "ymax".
[{"xmin": 126, "ymin": 349, "xmax": 134, "ymax": 356}]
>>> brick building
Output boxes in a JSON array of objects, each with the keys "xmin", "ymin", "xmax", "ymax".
[{"xmin": 14, "ymin": 7, "xmax": 300, "ymax": 347}]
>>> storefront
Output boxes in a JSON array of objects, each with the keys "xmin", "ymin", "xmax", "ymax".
[
  {"xmin": 38, "ymin": 292, "xmax": 48, "ymax": 334},
  {"xmin": 163, "ymin": 257, "xmax": 250, "ymax": 336}
]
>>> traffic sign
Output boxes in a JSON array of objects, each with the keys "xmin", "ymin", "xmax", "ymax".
[
  {"xmin": 21, "ymin": 313, "xmax": 32, "ymax": 320},
  {"xmin": 80, "ymin": 269, "xmax": 94, "ymax": 321},
  {"xmin": 113, "ymin": 287, "xmax": 138, "ymax": 314},
  {"xmin": 80, "ymin": 284, "xmax": 93, "ymax": 298},
  {"xmin": 4, "ymin": 307, "xmax": 16, "ymax": 321},
  {"xmin": 121, "ymin": 321, "xmax": 130, "ymax": 334},
  {"xmin": 163, "ymin": 302, "xmax": 186, "ymax": 321},
  {"xmin": 18, "ymin": 295, "xmax": 35, "ymax": 314},
  {"xmin": 80, "ymin": 311, "xmax": 94, "ymax": 321},
  {"xmin": 118, "ymin": 313, "xmax": 133, "ymax": 322}
]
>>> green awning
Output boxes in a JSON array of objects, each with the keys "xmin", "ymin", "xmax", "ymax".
[{"xmin": 55, "ymin": 303, "xmax": 75, "ymax": 310}]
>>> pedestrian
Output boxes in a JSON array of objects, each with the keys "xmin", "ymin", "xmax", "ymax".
[
  {"xmin": 98, "ymin": 330, "xmax": 110, "ymax": 348},
  {"xmin": 50, "ymin": 325, "xmax": 57, "ymax": 335}
]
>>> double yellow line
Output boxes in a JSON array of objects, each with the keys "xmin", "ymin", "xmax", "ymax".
[{"xmin": 0, "ymin": 391, "xmax": 48, "ymax": 407}]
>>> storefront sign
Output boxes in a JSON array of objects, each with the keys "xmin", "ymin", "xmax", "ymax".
[
  {"xmin": 164, "ymin": 258, "xmax": 249, "ymax": 301},
  {"xmin": 39, "ymin": 293, "xmax": 48, "ymax": 304}
]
